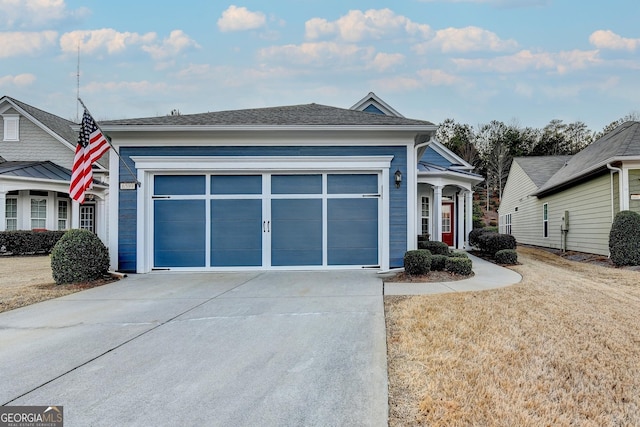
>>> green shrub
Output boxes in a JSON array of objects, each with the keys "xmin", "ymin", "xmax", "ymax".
[
  {"xmin": 418, "ymin": 240, "xmax": 450, "ymax": 255},
  {"xmin": 476, "ymin": 232, "xmax": 516, "ymax": 256},
  {"xmin": 0, "ymin": 230, "xmax": 65, "ymax": 255},
  {"xmin": 430, "ymin": 254, "xmax": 448, "ymax": 271},
  {"xmin": 445, "ymin": 257, "xmax": 473, "ymax": 276},
  {"xmin": 609, "ymin": 210, "xmax": 640, "ymax": 266},
  {"xmin": 404, "ymin": 249, "xmax": 432, "ymax": 276},
  {"xmin": 469, "ymin": 228, "xmax": 490, "ymax": 248},
  {"xmin": 495, "ymin": 249, "xmax": 518, "ymax": 265},
  {"xmin": 448, "ymin": 251, "xmax": 469, "ymax": 259},
  {"xmin": 51, "ymin": 229, "xmax": 110, "ymax": 285}
]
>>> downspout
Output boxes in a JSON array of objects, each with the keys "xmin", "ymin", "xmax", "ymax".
[
  {"xmin": 607, "ymin": 163, "xmax": 622, "ymax": 259},
  {"xmin": 607, "ymin": 163, "xmax": 622, "ymax": 222}
]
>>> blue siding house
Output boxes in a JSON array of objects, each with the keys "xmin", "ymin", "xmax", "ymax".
[{"xmin": 101, "ymin": 94, "xmax": 481, "ymax": 273}]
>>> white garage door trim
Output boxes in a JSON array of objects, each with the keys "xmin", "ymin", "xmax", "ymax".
[{"xmin": 131, "ymin": 156, "xmax": 393, "ymax": 273}]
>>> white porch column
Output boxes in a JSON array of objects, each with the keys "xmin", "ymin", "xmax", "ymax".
[
  {"xmin": 465, "ymin": 191, "xmax": 474, "ymax": 249},
  {"xmin": 433, "ymin": 185, "xmax": 443, "ymax": 243},
  {"xmin": 71, "ymin": 199, "xmax": 80, "ymax": 229},
  {"xmin": 0, "ymin": 191, "xmax": 6, "ymax": 232},
  {"xmin": 457, "ymin": 192, "xmax": 465, "ymax": 249}
]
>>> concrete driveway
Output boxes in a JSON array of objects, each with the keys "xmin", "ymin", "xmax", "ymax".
[{"xmin": 0, "ymin": 271, "xmax": 387, "ymax": 426}]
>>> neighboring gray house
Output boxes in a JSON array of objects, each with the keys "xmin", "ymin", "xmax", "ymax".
[
  {"xmin": 499, "ymin": 121, "xmax": 640, "ymax": 255},
  {"xmin": 0, "ymin": 96, "xmax": 108, "ymax": 241},
  {"xmin": 100, "ymin": 93, "xmax": 483, "ymax": 273}
]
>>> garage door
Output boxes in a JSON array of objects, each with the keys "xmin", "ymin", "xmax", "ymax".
[{"xmin": 152, "ymin": 173, "xmax": 379, "ymax": 269}]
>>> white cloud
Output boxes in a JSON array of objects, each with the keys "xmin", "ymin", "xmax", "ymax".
[
  {"xmin": 258, "ymin": 41, "xmax": 375, "ymax": 66},
  {"xmin": 452, "ymin": 49, "xmax": 600, "ymax": 74},
  {"xmin": 217, "ymin": 5, "xmax": 266, "ymax": 32},
  {"xmin": 589, "ymin": 30, "xmax": 640, "ymax": 51},
  {"xmin": 416, "ymin": 68, "xmax": 461, "ymax": 85},
  {"xmin": 142, "ymin": 30, "xmax": 200, "ymax": 60},
  {"xmin": 0, "ymin": 0, "xmax": 89, "ymax": 29},
  {"xmin": 60, "ymin": 29, "xmax": 197, "ymax": 60},
  {"xmin": 60, "ymin": 29, "xmax": 156, "ymax": 55},
  {"xmin": 305, "ymin": 9, "xmax": 431, "ymax": 42},
  {"xmin": 0, "ymin": 31, "xmax": 57, "ymax": 58},
  {"xmin": 414, "ymin": 26, "xmax": 518, "ymax": 53},
  {"xmin": 0, "ymin": 73, "xmax": 37, "ymax": 87},
  {"xmin": 369, "ymin": 52, "xmax": 405, "ymax": 71}
]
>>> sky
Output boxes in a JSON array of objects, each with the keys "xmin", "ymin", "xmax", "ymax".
[{"xmin": 1, "ymin": 0, "xmax": 639, "ymax": 132}]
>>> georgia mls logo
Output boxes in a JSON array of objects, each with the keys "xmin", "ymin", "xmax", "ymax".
[{"xmin": 0, "ymin": 405, "xmax": 63, "ymax": 427}]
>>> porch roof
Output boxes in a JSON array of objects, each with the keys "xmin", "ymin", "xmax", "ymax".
[{"xmin": 0, "ymin": 161, "xmax": 72, "ymax": 181}]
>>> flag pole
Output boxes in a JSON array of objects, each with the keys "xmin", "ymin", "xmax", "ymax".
[{"xmin": 77, "ymin": 97, "xmax": 140, "ymax": 187}]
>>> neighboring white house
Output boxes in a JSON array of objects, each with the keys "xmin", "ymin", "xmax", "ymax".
[
  {"xmin": 100, "ymin": 93, "xmax": 483, "ymax": 273},
  {"xmin": 0, "ymin": 96, "xmax": 109, "ymax": 242},
  {"xmin": 499, "ymin": 121, "xmax": 640, "ymax": 255}
]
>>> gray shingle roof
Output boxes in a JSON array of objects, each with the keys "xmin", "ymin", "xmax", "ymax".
[
  {"xmin": 5, "ymin": 97, "xmax": 77, "ymax": 144},
  {"xmin": 513, "ymin": 156, "xmax": 572, "ymax": 188},
  {"xmin": 536, "ymin": 121, "xmax": 640, "ymax": 195},
  {"xmin": 100, "ymin": 103, "xmax": 434, "ymax": 127}
]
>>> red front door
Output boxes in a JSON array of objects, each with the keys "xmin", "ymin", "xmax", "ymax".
[{"xmin": 442, "ymin": 202, "xmax": 454, "ymax": 247}]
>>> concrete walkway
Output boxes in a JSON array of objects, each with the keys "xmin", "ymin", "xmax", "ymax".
[{"xmin": 383, "ymin": 252, "xmax": 522, "ymax": 295}]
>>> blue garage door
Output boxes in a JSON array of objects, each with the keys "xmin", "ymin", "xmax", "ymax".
[{"xmin": 152, "ymin": 173, "xmax": 379, "ymax": 269}]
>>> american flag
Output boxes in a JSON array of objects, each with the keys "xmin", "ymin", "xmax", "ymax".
[{"xmin": 69, "ymin": 109, "xmax": 110, "ymax": 203}]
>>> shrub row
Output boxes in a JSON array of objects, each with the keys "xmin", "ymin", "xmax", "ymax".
[
  {"xmin": 404, "ymin": 249, "xmax": 472, "ymax": 276},
  {"xmin": 469, "ymin": 228, "xmax": 518, "ymax": 265},
  {"xmin": 0, "ymin": 230, "xmax": 66, "ymax": 255},
  {"xmin": 417, "ymin": 240, "xmax": 450, "ymax": 255}
]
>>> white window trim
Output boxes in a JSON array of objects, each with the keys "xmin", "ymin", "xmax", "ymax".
[
  {"xmin": 131, "ymin": 155, "xmax": 393, "ymax": 273},
  {"xmin": 5, "ymin": 197, "xmax": 18, "ymax": 231},
  {"xmin": 3, "ymin": 115, "xmax": 19, "ymax": 141},
  {"xmin": 30, "ymin": 197, "xmax": 47, "ymax": 230},
  {"xmin": 543, "ymin": 203, "xmax": 549, "ymax": 238}
]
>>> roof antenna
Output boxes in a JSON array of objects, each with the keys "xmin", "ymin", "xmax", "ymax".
[{"xmin": 76, "ymin": 42, "xmax": 80, "ymax": 122}]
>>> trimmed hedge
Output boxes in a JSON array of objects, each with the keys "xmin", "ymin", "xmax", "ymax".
[
  {"xmin": 495, "ymin": 249, "xmax": 518, "ymax": 265},
  {"xmin": 448, "ymin": 251, "xmax": 469, "ymax": 259},
  {"xmin": 468, "ymin": 228, "xmax": 490, "ymax": 248},
  {"xmin": 445, "ymin": 257, "xmax": 473, "ymax": 276},
  {"xmin": 404, "ymin": 249, "xmax": 432, "ymax": 276},
  {"xmin": 430, "ymin": 254, "xmax": 448, "ymax": 271},
  {"xmin": 0, "ymin": 230, "xmax": 66, "ymax": 255},
  {"xmin": 609, "ymin": 210, "xmax": 640, "ymax": 266},
  {"xmin": 418, "ymin": 240, "xmax": 450, "ymax": 255},
  {"xmin": 51, "ymin": 229, "xmax": 110, "ymax": 285}
]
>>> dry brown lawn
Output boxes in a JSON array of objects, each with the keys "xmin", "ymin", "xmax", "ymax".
[
  {"xmin": 0, "ymin": 256, "xmax": 115, "ymax": 313},
  {"xmin": 386, "ymin": 246, "xmax": 640, "ymax": 426}
]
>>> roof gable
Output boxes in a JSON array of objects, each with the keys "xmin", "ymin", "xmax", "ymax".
[
  {"xmin": 0, "ymin": 96, "xmax": 77, "ymax": 147},
  {"xmin": 514, "ymin": 156, "xmax": 572, "ymax": 188},
  {"xmin": 536, "ymin": 121, "xmax": 640, "ymax": 195},
  {"xmin": 350, "ymin": 92, "xmax": 405, "ymax": 118}
]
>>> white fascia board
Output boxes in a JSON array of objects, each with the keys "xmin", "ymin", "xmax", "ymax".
[
  {"xmin": 100, "ymin": 124, "xmax": 435, "ymax": 133},
  {"xmin": 130, "ymin": 155, "xmax": 394, "ymax": 171},
  {"xmin": 427, "ymin": 140, "xmax": 474, "ymax": 170}
]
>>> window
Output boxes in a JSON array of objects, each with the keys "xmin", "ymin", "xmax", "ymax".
[
  {"xmin": 421, "ymin": 196, "xmax": 430, "ymax": 236},
  {"xmin": 58, "ymin": 200, "xmax": 68, "ymax": 230},
  {"xmin": 3, "ymin": 115, "xmax": 19, "ymax": 141},
  {"xmin": 505, "ymin": 213, "xmax": 512, "ymax": 235},
  {"xmin": 80, "ymin": 205, "xmax": 95, "ymax": 232},
  {"xmin": 442, "ymin": 205, "xmax": 451, "ymax": 233},
  {"xmin": 5, "ymin": 198, "xmax": 17, "ymax": 230},
  {"xmin": 543, "ymin": 203, "xmax": 548, "ymax": 238},
  {"xmin": 31, "ymin": 198, "xmax": 47, "ymax": 229}
]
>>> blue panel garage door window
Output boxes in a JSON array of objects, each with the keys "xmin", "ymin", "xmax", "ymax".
[
  {"xmin": 327, "ymin": 174, "xmax": 378, "ymax": 265},
  {"xmin": 154, "ymin": 199, "xmax": 206, "ymax": 267}
]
